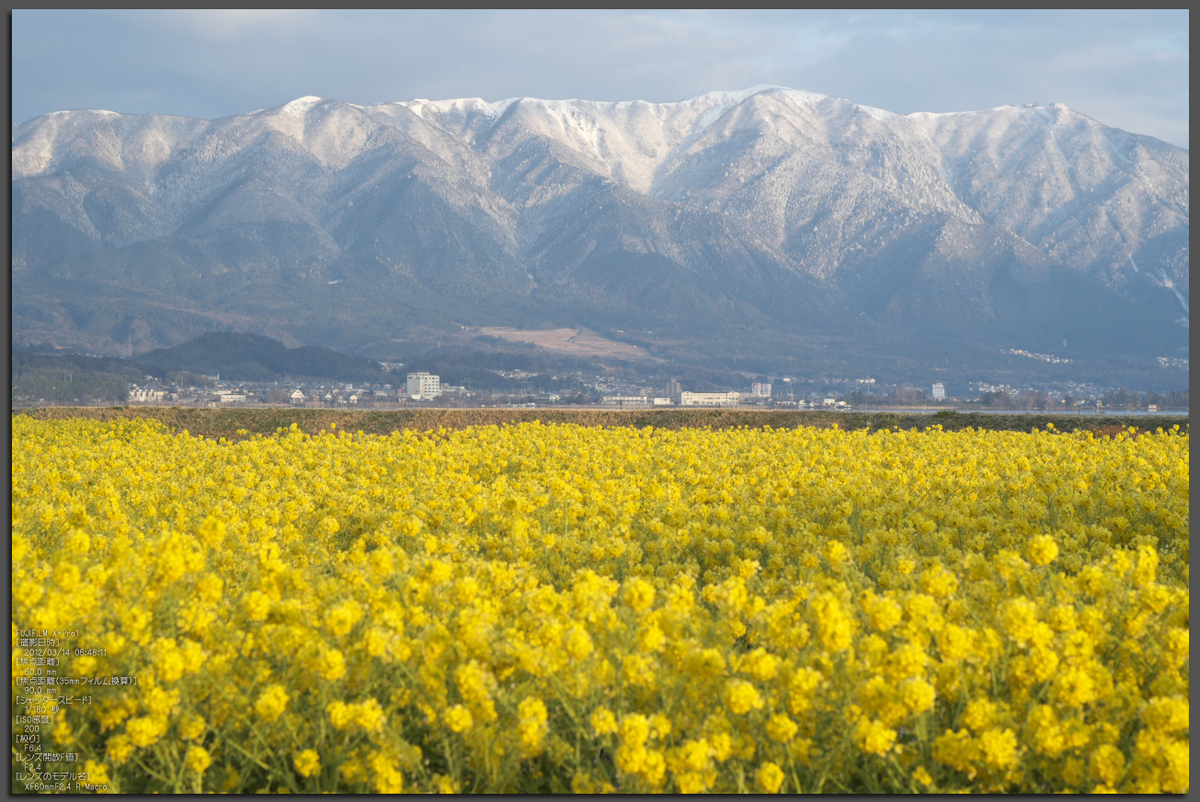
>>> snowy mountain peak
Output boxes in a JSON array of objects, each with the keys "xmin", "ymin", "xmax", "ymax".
[
  {"xmin": 282, "ymin": 96, "xmax": 324, "ymax": 111},
  {"xmin": 10, "ymin": 84, "xmax": 1190, "ymax": 372}
]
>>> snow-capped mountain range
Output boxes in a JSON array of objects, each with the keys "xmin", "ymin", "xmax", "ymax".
[{"xmin": 10, "ymin": 85, "xmax": 1189, "ymax": 370}]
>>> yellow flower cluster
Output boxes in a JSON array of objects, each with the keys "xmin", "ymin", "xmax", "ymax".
[{"xmin": 10, "ymin": 417, "xmax": 1188, "ymax": 793}]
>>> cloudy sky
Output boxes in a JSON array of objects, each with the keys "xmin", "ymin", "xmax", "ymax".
[{"xmin": 12, "ymin": 9, "xmax": 1189, "ymax": 148}]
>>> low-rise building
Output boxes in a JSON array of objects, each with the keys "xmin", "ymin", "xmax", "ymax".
[
  {"xmin": 680, "ymin": 391, "xmax": 740, "ymax": 407},
  {"xmin": 128, "ymin": 386, "xmax": 167, "ymax": 403},
  {"xmin": 601, "ymin": 395, "xmax": 649, "ymax": 407}
]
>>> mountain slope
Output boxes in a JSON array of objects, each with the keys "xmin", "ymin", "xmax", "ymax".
[{"xmin": 11, "ymin": 87, "xmax": 1189, "ymax": 376}]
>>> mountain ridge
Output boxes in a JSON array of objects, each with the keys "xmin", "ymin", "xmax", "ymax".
[{"xmin": 11, "ymin": 87, "xmax": 1189, "ymax": 385}]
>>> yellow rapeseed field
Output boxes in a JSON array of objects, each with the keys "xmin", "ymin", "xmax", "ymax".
[{"xmin": 10, "ymin": 417, "xmax": 1189, "ymax": 793}]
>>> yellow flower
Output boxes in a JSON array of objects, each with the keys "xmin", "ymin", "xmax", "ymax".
[
  {"xmin": 179, "ymin": 714, "xmax": 206, "ymax": 740},
  {"xmin": 741, "ymin": 647, "xmax": 780, "ymax": 681},
  {"xmin": 444, "ymin": 705, "xmax": 473, "ymax": 733},
  {"xmin": 55, "ymin": 563, "xmax": 81, "ymax": 592},
  {"xmin": 106, "ymin": 734, "xmax": 134, "ymax": 766},
  {"xmin": 1142, "ymin": 696, "xmax": 1188, "ymax": 733},
  {"xmin": 919, "ymin": 564, "xmax": 959, "ymax": 597},
  {"xmin": 564, "ymin": 624, "xmax": 593, "ymax": 659},
  {"xmin": 1053, "ymin": 666, "xmax": 1098, "ymax": 707},
  {"xmin": 327, "ymin": 701, "xmax": 354, "ymax": 731},
  {"xmin": 622, "ymin": 577, "xmax": 656, "ymax": 613},
  {"xmin": 590, "ymin": 707, "xmax": 618, "ymax": 736},
  {"xmin": 150, "ymin": 637, "xmax": 185, "ymax": 683},
  {"xmin": 865, "ymin": 594, "xmax": 903, "ymax": 632},
  {"xmin": 1131, "ymin": 545, "xmax": 1158, "ymax": 586},
  {"xmin": 900, "ymin": 679, "xmax": 936, "ymax": 714},
  {"xmin": 959, "ymin": 699, "xmax": 997, "ymax": 733},
  {"xmin": 755, "ymin": 761, "xmax": 785, "ymax": 793},
  {"xmin": 294, "ymin": 749, "xmax": 321, "ymax": 778},
  {"xmin": 196, "ymin": 573, "xmax": 223, "ymax": 604},
  {"xmin": 353, "ymin": 698, "xmax": 387, "ymax": 733},
  {"xmin": 977, "ymin": 728, "xmax": 1019, "ymax": 771},
  {"xmin": 1089, "ymin": 744, "xmax": 1125, "ymax": 787},
  {"xmin": 518, "ymin": 696, "xmax": 549, "ymax": 758},
  {"xmin": 83, "ymin": 759, "xmax": 111, "ymax": 788},
  {"xmin": 1026, "ymin": 534, "xmax": 1059, "ymax": 566},
  {"xmin": 65, "ymin": 528, "xmax": 91, "ymax": 554},
  {"xmin": 811, "ymin": 591, "xmax": 854, "ymax": 652},
  {"xmin": 325, "ymin": 599, "xmax": 364, "ymax": 638},
  {"xmin": 823, "ymin": 540, "xmax": 850, "ymax": 566},
  {"xmin": 317, "ymin": 648, "xmax": 347, "ymax": 681},
  {"xmin": 185, "ymin": 745, "xmax": 212, "ymax": 773},
  {"xmin": 369, "ymin": 752, "xmax": 404, "ymax": 794},
  {"xmin": 765, "ymin": 713, "xmax": 798, "ymax": 743},
  {"xmin": 254, "ymin": 684, "xmax": 289, "ymax": 723},
  {"xmin": 243, "ymin": 590, "xmax": 271, "ymax": 622},
  {"xmin": 619, "ymin": 714, "xmax": 650, "ymax": 748},
  {"xmin": 196, "ymin": 515, "xmax": 226, "ymax": 548},
  {"xmin": 726, "ymin": 679, "xmax": 764, "ymax": 715},
  {"xmin": 932, "ymin": 728, "xmax": 979, "ymax": 775},
  {"xmin": 8, "ymin": 415, "xmax": 1190, "ymax": 794},
  {"xmin": 854, "ymin": 718, "xmax": 897, "ymax": 757},
  {"xmin": 125, "ymin": 714, "xmax": 168, "ymax": 748}
]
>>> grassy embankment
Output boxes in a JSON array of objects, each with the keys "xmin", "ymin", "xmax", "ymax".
[{"xmin": 13, "ymin": 406, "xmax": 1187, "ymax": 440}]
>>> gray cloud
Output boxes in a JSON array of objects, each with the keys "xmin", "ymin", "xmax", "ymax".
[{"xmin": 12, "ymin": 10, "xmax": 1188, "ymax": 148}]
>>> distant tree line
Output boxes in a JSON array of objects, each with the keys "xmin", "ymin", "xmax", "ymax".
[
  {"xmin": 136, "ymin": 333, "xmax": 384, "ymax": 383},
  {"xmin": 11, "ymin": 351, "xmax": 138, "ymax": 403},
  {"xmin": 1097, "ymin": 388, "xmax": 1188, "ymax": 410}
]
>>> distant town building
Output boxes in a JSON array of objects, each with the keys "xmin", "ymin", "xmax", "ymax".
[
  {"xmin": 290, "ymin": 389, "xmax": 306, "ymax": 405},
  {"xmin": 652, "ymin": 397, "xmax": 673, "ymax": 405},
  {"xmin": 680, "ymin": 391, "xmax": 740, "ymax": 407},
  {"xmin": 601, "ymin": 395, "xmax": 649, "ymax": 407},
  {"xmin": 128, "ymin": 386, "xmax": 166, "ymax": 403},
  {"xmin": 932, "ymin": 382, "xmax": 946, "ymax": 401},
  {"xmin": 219, "ymin": 393, "xmax": 247, "ymax": 403},
  {"xmin": 407, "ymin": 372, "xmax": 442, "ymax": 400},
  {"xmin": 751, "ymin": 382, "xmax": 772, "ymax": 398},
  {"xmin": 666, "ymin": 380, "xmax": 682, "ymax": 401}
]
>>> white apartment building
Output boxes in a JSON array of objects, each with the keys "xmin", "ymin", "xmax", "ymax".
[
  {"xmin": 680, "ymin": 391, "xmax": 741, "ymax": 407},
  {"xmin": 128, "ymin": 386, "xmax": 166, "ymax": 403},
  {"xmin": 932, "ymin": 382, "xmax": 946, "ymax": 401},
  {"xmin": 601, "ymin": 395, "xmax": 649, "ymax": 407},
  {"xmin": 751, "ymin": 382, "xmax": 773, "ymax": 398},
  {"xmin": 407, "ymin": 372, "xmax": 442, "ymax": 400}
]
